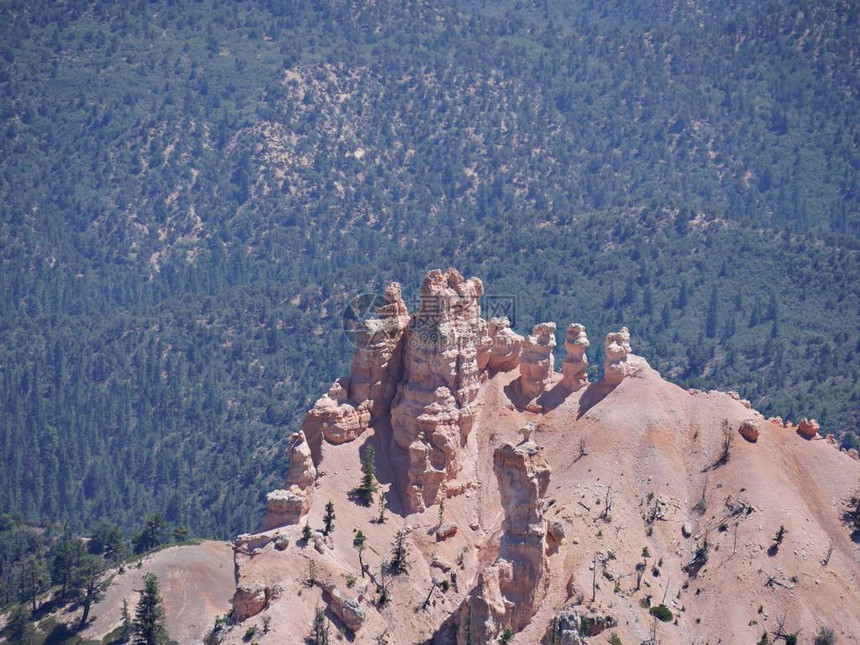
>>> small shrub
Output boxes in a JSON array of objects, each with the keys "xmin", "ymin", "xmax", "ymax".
[
  {"xmin": 649, "ymin": 604, "xmax": 673, "ymax": 622},
  {"xmin": 814, "ymin": 626, "xmax": 836, "ymax": 645},
  {"xmin": 608, "ymin": 633, "xmax": 623, "ymax": 645}
]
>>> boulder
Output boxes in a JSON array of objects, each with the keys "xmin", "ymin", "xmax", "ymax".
[
  {"xmin": 547, "ymin": 519, "xmax": 566, "ymax": 545},
  {"xmin": 739, "ymin": 419, "xmax": 761, "ymax": 443},
  {"xmin": 561, "ymin": 323, "xmax": 590, "ymax": 391},
  {"xmin": 329, "ymin": 586, "xmax": 365, "ymax": 633},
  {"xmin": 543, "ymin": 607, "xmax": 617, "ymax": 644},
  {"xmin": 436, "ymin": 523, "xmax": 458, "ymax": 541},
  {"xmin": 797, "ymin": 418, "xmax": 820, "ymax": 440},
  {"xmin": 519, "ymin": 322, "xmax": 557, "ymax": 399}
]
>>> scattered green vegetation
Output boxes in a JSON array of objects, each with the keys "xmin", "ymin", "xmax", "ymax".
[
  {"xmin": 649, "ymin": 604, "xmax": 674, "ymax": 622},
  {"xmin": 0, "ymin": 0, "xmax": 856, "ymax": 548}
]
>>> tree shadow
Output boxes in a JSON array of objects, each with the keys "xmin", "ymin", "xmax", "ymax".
[{"xmin": 767, "ymin": 544, "xmax": 779, "ymax": 557}]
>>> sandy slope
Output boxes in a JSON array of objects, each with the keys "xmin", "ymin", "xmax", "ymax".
[
  {"xmin": 82, "ymin": 541, "xmax": 234, "ymax": 644},
  {"xmin": 217, "ymin": 361, "xmax": 860, "ymax": 644}
]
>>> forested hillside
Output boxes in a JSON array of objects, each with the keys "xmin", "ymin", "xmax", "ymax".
[{"xmin": 0, "ymin": 0, "xmax": 857, "ymax": 540}]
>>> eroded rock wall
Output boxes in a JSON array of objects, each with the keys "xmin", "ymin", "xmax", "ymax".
[
  {"xmin": 459, "ymin": 438, "xmax": 551, "ymax": 643},
  {"xmin": 390, "ymin": 268, "xmax": 489, "ymax": 513}
]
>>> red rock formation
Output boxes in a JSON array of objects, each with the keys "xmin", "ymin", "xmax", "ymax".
[
  {"xmin": 302, "ymin": 379, "xmax": 371, "ymax": 445},
  {"xmin": 459, "ymin": 437, "xmax": 551, "ymax": 643},
  {"xmin": 487, "ymin": 317, "xmax": 524, "ymax": 372},
  {"xmin": 390, "ymin": 268, "xmax": 488, "ymax": 513},
  {"xmin": 348, "ymin": 282, "xmax": 410, "ymax": 419},
  {"xmin": 263, "ymin": 431, "xmax": 317, "ymax": 530},
  {"xmin": 519, "ymin": 323, "xmax": 557, "ymax": 399},
  {"xmin": 603, "ymin": 326, "xmax": 635, "ymax": 385},
  {"xmin": 561, "ymin": 323, "xmax": 589, "ymax": 391},
  {"xmin": 797, "ymin": 417, "xmax": 820, "ymax": 440},
  {"xmin": 739, "ymin": 419, "xmax": 761, "ymax": 443}
]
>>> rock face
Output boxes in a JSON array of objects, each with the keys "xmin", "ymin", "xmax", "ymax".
[
  {"xmin": 390, "ymin": 268, "xmax": 488, "ymax": 513},
  {"xmin": 797, "ymin": 417, "xmax": 820, "ymax": 440},
  {"xmin": 325, "ymin": 584, "xmax": 366, "ymax": 633},
  {"xmin": 519, "ymin": 323, "xmax": 557, "ymax": 399},
  {"xmin": 299, "ymin": 283, "xmax": 410, "ymax": 449},
  {"xmin": 282, "ymin": 430, "xmax": 317, "ymax": 489},
  {"xmin": 459, "ymin": 438, "xmax": 551, "ymax": 643},
  {"xmin": 263, "ymin": 431, "xmax": 317, "ymax": 530},
  {"xmin": 603, "ymin": 326, "xmax": 633, "ymax": 386},
  {"xmin": 348, "ymin": 282, "xmax": 411, "ymax": 419},
  {"xmin": 302, "ymin": 380, "xmax": 371, "ymax": 445},
  {"xmin": 561, "ymin": 323, "xmax": 590, "ymax": 391},
  {"xmin": 232, "ymin": 583, "xmax": 269, "ymax": 621},
  {"xmin": 486, "ymin": 317, "xmax": 524, "ymax": 372},
  {"xmin": 543, "ymin": 607, "xmax": 617, "ymax": 644},
  {"xmin": 263, "ymin": 489, "xmax": 308, "ymax": 531}
]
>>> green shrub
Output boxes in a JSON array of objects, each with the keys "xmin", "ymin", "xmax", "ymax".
[{"xmin": 649, "ymin": 605, "xmax": 673, "ymax": 622}]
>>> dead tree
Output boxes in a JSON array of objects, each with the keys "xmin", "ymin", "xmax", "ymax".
[
  {"xmin": 601, "ymin": 485, "xmax": 613, "ymax": 522},
  {"xmin": 822, "ymin": 539, "xmax": 834, "ymax": 567}
]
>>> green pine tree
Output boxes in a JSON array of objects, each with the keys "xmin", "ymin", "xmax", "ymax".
[
  {"xmin": 133, "ymin": 573, "xmax": 170, "ymax": 645},
  {"xmin": 357, "ymin": 446, "xmax": 378, "ymax": 506},
  {"xmin": 323, "ymin": 501, "xmax": 335, "ymax": 536}
]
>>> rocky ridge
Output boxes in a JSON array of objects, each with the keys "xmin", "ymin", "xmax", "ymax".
[{"xmin": 217, "ymin": 269, "xmax": 860, "ymax": 645}]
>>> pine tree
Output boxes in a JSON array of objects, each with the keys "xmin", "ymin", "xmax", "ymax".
[
  {"xmin": 120, "ymin": 598, "xmax": 133, "ymax": 642},
  {"xmin": 310, "ymin": 605, "xmax": 329, "ymax": 645},
  {"xmin": 323, "ymin": 500, "xmax": 335, "ymax": 536},
  {"xmin": 377, "ymin": 493, "xmax": 387, "ymax": 524},
  {"xmin": 133, "ymin": 573, "xmax": 169, "ymax": 645},
  {"xmin": 389, "ymin": 528, "xmax": 410, "ymax": 575},
  {"xmin": 77, "ymin": 554, "xmax": 108, "ymax": 629},
  {"xmin": 353, "ymin": 529, "xmax": 366, "ymax": 578},
  {"xmin": 357, "ymin": 446, "xmax": 378, "ymax": 506}
]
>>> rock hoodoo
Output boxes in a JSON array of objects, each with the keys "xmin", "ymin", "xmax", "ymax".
[
  {"xmin": 603, "ymin": 326, "xmax": 633, "ymax": 385},
  {"xmin": 302, "ymin": 379, "xmax": 371, "ymax": 446},
  {"xmin": 301, "ymin": 283, "xmax": 410, "ymax": 449},
  {"xmin": 486, "ymin": 317, "xmax": 524, "ymax": 372},
  {"xmin": 348, "ymin": 282, "xmax": 410, "ymax": 419},
  {"xmin": 390, "ymin": 268, "xmax": 489, "ymax": 513},
  {"xmin": 518, "ymin": 322, "xmax": 557, "ymax": 399},
  {"xmin": 459, "ymin": 436, "xmax": 552, "ymax": 643},
  {"xmin": 263, "ymin": 430, "xmax": 317, "ymax": 530},
  {"xmin": 561, "ymin": 323, "xmax": 590, "ymax": 391}
]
